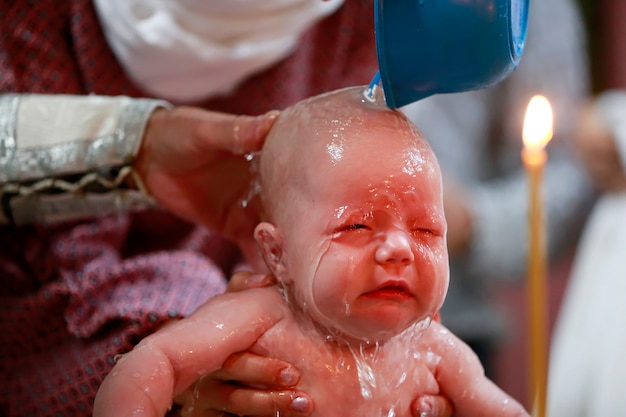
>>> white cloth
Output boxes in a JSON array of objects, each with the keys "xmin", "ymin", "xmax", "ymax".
[
  {"xmin": 93, "ymin": 0, "xmax": 344, "ymax": 103},
  {"xmin": 548, "ymin": 193, "xmax": 626, "ymax": 416},
  {"xmin": 17, "ymin": 95, "xmax": 143, "ymax": 149}
]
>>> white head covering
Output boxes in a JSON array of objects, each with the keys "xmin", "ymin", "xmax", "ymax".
[{"xmin": 94, "ymin": 0, "xmax": 344, "ymax": 102}]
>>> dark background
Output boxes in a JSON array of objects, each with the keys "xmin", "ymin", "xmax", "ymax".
[{"xmin": 577, "ymin": 0, "xmax": 626, "ymax": 92}]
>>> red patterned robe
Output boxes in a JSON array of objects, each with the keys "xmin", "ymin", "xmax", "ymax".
[{"xmin": 0, "ymin": 1, "xmax": 377, "ymax": 415}]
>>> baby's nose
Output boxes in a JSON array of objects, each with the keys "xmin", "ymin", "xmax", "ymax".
[{"xmin": 375, "ymin": 230, "xmax": 415, "ymax": 264}]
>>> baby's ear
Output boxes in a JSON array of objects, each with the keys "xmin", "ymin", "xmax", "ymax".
[{"xmin": 254, "ymin": 222, "xmax": 289, "ymax": 283}]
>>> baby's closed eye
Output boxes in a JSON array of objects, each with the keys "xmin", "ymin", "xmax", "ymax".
[
  {"xmin": 343, "ymin": 224, "xmax": 369, "ymax": 231},
  {"xmin": 412, "ymin": 227, "xmax": 436, "ymax": 236},
  {"xmin": 331, "ymin": 222, "xmax": 373, "ymax": 241}
]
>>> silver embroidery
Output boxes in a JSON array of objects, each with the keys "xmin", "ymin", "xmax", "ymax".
[
  {"xmin": 3, "ymin": 166, "xmax": 149, "ymax": 197},
  {"xmin": 1, "ymin": 98, "xmax": 167, "ymax": 183},
  {"xmin": 3, "ymin": 166, "xmax": 156, "ymax": 225},
  {"xmin": 0, "ymin": 97, "xmax": 168, "ymax": 224},
  {"xmin": 0, "ymin": 94, "xmax": 18, "ymax": 161},
  {"xmin": 10, "ymin": 191, "xmax": 157, "ymax": 225}
]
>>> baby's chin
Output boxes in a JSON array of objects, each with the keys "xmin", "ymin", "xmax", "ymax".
[
  {"xmin": 315, "ymin": 308, "xmax": 433, "ymax": 346},
  {"xmin": 288, "ymin": 290, "xmax": 434, "ymax": 345}
]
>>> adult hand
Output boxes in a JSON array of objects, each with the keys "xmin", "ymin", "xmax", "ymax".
[
  {"xmin": 175, "ymin": 271, "xmax": 313, "ymax": 417},
  {"xmin": 180, "ymin": 355, "xmax": 454, "ymax": 417},
  {"xmin": 134, "ymin": 107, "xmax": 280, "ymax": 265},
  {"xmin": 175, "ymin": 352, "xmax": 313, "ymax": 417},
  {"xmin": 177, "ymin": 351, "xmax": 453, "ymax": 417},
  {"xmin": 573, "ymin": 100, "xmax": 626, "ymax": 192}
]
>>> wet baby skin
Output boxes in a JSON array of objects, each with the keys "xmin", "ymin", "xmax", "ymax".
[{"xmin": 94, "ymin": 87, "xmax": 529, "ymax": 417}]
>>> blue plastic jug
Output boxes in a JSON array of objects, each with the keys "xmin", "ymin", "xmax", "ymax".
[{"xmin": 373, "ymin": 0, "xmax": 530, "ymax": 108}]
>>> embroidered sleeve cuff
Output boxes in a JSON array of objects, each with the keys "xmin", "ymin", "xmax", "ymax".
[{"xmin": 0, "ymin": 94, "xmax": 172, "ymax": 224}]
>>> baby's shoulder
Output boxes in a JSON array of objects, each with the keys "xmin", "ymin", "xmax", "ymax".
[
  {"xmin": 421, "ymin": 321, "xmax": 484, "ymax": 373},
  {"xmin": 253, "ymin": 309, "xmax": 337, "ymax": 370},
  {"xmin": 208, "ymin": 286, "xmax": 290, "ymax": 324},
  {"xmin": 421, "ymin": 321, "xmax": 468, "ymax": 353}
]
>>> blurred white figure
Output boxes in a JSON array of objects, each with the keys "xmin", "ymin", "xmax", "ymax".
[{"xmin": 549, "ymin": 90, "xmax": 626, "ymax": 417}]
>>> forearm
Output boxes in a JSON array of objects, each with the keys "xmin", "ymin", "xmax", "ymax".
[{"xmin": 0, "ymin": 93, "xmax": 170, "ymax": 225}]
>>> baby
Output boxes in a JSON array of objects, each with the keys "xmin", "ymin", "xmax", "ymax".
[{"xmin": 94, "ymin": 87, "xmax": 528, "ymax": 417}]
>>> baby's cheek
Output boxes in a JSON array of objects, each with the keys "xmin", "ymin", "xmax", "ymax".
[
  {"xmin": 432, "ymin": 244, "xmax": 449, "ymax": 278},
  {"xmin": 309, "ymin": 255, "xmax": 349, "ymax": 310},
  {"xmin": 428, "ymin": 240, "xmax": 448, "ymax": 265},
  {"xmin": 415, "ymin": 242, "xmax": 449, "ymax": 295},
  {"xmin": 415, "ymin": 239, "xmax": 446, "ymax": 263}
]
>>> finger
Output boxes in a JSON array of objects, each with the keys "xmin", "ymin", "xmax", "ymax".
[
  {"xmin": 227, "ymin": 271, "xmax": 276, "ymax": 292},
  {"xmin": 182, "ymin": 378, "xmax": 313, "ymax": 417},
  {"xmin": 213, "ymin": 351, "xmax": 300, "ymax": 387},
  {"xmin": 193, "ymin": 109, "xmax": 281, "ymax": 155},
  {"xmin": 412, "ymin": 395, "xmax": 454, "ymax": 417},
  {"xmin": 227, "ymin": 389, "xmax": 313, "ymax": 417}
]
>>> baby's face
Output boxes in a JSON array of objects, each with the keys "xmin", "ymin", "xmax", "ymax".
[{"xmin": 267, "ymin": 99, "xmax": 449, "ymax": 343}]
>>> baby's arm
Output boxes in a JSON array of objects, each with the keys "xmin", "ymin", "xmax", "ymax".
[
  {"xmin": 93, "ymin": 287, "xmax": 287, "ymax": 417},
  {"xmin": 428, "ymin": 322, "xmax": 529, "ymax": 417}
]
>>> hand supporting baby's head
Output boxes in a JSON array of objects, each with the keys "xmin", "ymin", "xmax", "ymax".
[{"xmin": 254, "ymin": 86, "xmax": 449, "ymax": 343}]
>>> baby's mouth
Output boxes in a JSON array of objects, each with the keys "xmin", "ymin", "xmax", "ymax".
[{"xmin": 363, "ymin": 281, "xmax": 413, "ymax": 299}]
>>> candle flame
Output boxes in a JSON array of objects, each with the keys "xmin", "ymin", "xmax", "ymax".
[{"xmin": 523, "ymin": 95, "xmax": 553, "ymax": 151}]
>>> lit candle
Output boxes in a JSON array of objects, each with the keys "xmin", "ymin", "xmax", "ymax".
[{"xmin": 522, "ymin": 95, "xmax": 553, "ymax": 417}]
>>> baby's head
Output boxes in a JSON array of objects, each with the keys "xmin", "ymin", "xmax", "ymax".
[{"xmin": 254, "ymin": 86, "xmax": 449, "ymax": 343}]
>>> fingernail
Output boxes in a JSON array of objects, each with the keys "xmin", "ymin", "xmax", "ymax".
[
  {"xmin": 257, "ymin": 110, "xmax": 280, "ymax": 136},
  {"xmin": 263, "ymin": 110, "xmax": 280, "ymax": 123},
  {"xmin": 279, "ymin": 367, "xmax": 298, "ymax": 385},
  {"xmin": 420, "ymin": 399, "xmax": 433, "ymax": 417},
  {"xmin": 291, "ymin": 395, "xmax": 311, "ymax": 413}
]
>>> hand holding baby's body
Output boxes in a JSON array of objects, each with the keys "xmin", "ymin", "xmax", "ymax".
[{"xmin": 94, "ymin": 286, "xmax": 527, "ymax": 417}]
